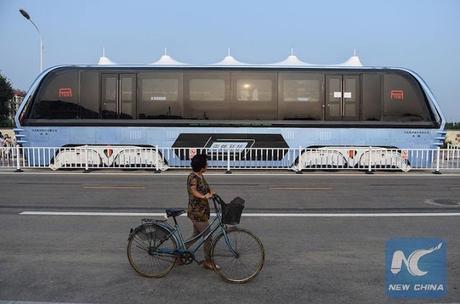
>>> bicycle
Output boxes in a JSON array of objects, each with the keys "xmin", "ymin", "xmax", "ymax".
[{"xmin": 127, "ymin": 194, "xmax": 265, "ymax": 283}]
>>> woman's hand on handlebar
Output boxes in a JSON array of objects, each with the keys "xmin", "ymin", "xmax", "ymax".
[
  {"xmin": 204, "ymin": 193, "xmax": 214, "ymax": 199},
  {"xmin": 205, "ymin": 191, "xmax": 218, "ymax": 199}
]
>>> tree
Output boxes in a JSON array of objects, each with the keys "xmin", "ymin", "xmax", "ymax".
[
  {"xmin": 446, "ymin": 122, "xmax": 460, "ymax": 130},
  {"xmin": 0, "ymin": 72, "xmax": 14, "ymax": 121}
]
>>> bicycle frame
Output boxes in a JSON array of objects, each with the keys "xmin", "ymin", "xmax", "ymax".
[{"xmin": 155, "ymin": 196, "xmax": 239, "ymax": 260}]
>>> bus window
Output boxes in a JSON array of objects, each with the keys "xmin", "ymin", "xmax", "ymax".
[
  {"xmin": 383, "ymin": 72, "xmax": 431, "ymax": 122},
  {"xmin": 189, "ymin": 79, "xmax": 225, "ymax": 101},
  {"xmin": 183, "ymin": 71, "xmax": 230, "ymax": 120},
  {"xmin": 279, "ymin": 73, "xmax": 323, "ymax": 120},
  {"xmin": 236, "ymin": 79, "xmax": 272, "ymax": 101},
  {"xmin": 29, "ymin": 70, "xmax": 80, "ymax": 119},
  {"xmin": 80, "ymin": 71, "xmax": 100, "ymax": 119},
  {"xmin": 362, "ymin": 73, "xmax": 381, "ymax": 121},
  {"xmin": 231, "ymin": 72, "xmax": 277, "ymax": 120},
  {"xmin": 138, "ymin": 72, "xmax": 182, "ymax": 119}
]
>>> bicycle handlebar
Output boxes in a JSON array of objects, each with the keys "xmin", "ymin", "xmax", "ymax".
[{"xmin": 211, "ymin": 193, "xmax": 225, "ymax": 205}]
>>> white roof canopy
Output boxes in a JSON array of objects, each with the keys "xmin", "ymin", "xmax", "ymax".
[
  {"xmin": 150, "ymin": 48, "xmax": 186, "ymax": 65},
  {"xmin": 97, "ymin": 48, "xmax": 115, "ymax": 65},
  {"xmin": 272, "ymin": 49, "xmax": 311, "ymax": 66},
  {"xmin": 213, "ymin": 49, "xmax": 247, "ymax": 65},
  {"xmin": 96, "ymin": 48, "xmax": 365, "ymax": 67},
  {"xmin": 337, "ymin": 50, "xmax": 363, "ymax": 67}
]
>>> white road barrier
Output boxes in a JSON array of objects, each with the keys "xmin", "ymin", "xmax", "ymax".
[{"xmin": 1, "ymin": 145, "xmax": 460, "ymax": 173}]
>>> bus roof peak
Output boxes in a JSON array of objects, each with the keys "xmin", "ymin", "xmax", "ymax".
[{"xmin": 98, "ymin": 48, "xmax": 116, "ymax": 65}]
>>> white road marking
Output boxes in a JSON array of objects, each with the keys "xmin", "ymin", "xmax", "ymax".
[
  {"xmin": 19, "ymin": 211, "xmax": 460, "ymax": 217},
  {"xmin": 269, "ymin": 187, "xmax": 333, "ymax": 190},
  {"xmin": 82, "ymin": 185, "xmax": 145, "ymax": 189},
  {"xmin": 0, "ymin": 301, "xmax": 90, "ymax": 304}
]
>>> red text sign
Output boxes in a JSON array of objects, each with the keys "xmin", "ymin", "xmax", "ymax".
[
  {"xmin": 390, "ymin": 90, "xmax": 404, "ymax": 101},
  {"xmin": 58, "ymin": 88, "xmax": 73, "ymax": 98}
]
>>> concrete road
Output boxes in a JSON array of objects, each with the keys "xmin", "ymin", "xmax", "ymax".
[{"xmin": 0, "ymin": 172, "xmax": 459, "ymax": 304}]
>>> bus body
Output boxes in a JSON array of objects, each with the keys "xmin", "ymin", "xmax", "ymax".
[{"xmin": 14, "ymin": 65, "xmax": 445, "ymax": 170}]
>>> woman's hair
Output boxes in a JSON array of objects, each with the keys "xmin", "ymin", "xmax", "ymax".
[{"xmin": 191, "ymin": 153, "xmax": 208, "ymax": 172}]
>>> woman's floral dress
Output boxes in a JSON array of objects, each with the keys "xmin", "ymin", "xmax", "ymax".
[{"xmin": 187, "ymin": 173, "xmax": 211, "ymax": 222}]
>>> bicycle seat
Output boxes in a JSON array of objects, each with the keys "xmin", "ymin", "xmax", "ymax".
[{"xmin": 165, "ymin": 208, "xmax": 186, "ymax": 218}]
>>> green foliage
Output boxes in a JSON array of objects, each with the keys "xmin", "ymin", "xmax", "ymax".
[
  {"xmin": 0, "ymin": 73, "xmax": 14, "ymax": 121},
  {"xmin": 0, "ymin": 119, "xmax": 14, "ymax": 127},
  {"xmin": 445, "ymin": 122, "xmax": 460, "ymax": 130}
]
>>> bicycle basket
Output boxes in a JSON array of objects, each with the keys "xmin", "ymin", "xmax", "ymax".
[{"xmin": 221, "ymin": 197, "xmax": 245, "ymax": 225}]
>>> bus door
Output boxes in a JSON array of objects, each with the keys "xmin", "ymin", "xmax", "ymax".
[
  {"xmin": 101, "ymin": 73, "xmax": 136, "ymax": 119},
  {"xmin": 325, "ymin": 75, "xmax": 359, "ymax": 120}
]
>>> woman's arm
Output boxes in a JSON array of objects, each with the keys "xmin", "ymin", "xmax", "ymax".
[
  {"xmin": 190, "ymin": 184, "xmax": 212, "ymax": 199},
  {"xmin": 189, "ymin": 177, "xmax": 212, "ymax": 199}
]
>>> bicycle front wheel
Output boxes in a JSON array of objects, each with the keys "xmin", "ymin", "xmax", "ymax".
[
  {"xmin": 127, "ymin": 223, "xmax": 177, "ymax": 278},
  {"xmin": 210, "ymin": 227, "xmax": 265, "ymax": 283}
]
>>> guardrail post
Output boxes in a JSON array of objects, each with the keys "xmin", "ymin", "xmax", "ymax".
[
  {"xmin": 154, "ymin": 145, "xmax": 161, "ymax": 173},
  {"xmin": 296, "ymin": 146, "xmax": 303, "ymax": 174},
  {"xmin": 446, "ymin": 143, "xmax": 450, "ymax": 161},
  {"xmin": 433, "ymin": 147, "xmax": 441, "ymax": 174},
  {"xmin": 366, "ymin": 146, "xmax": 374, "ymax": 174},
  {"xmin": 226, "ymin": 147, "xmax": 232, "ymax": 174},
  {"xmin": 15, "ymin": 145, "xmax": 23, "ymax": 172},
  {"xmin": 83, "ymin": 145, "xmax": 90, "ymax": 173}
]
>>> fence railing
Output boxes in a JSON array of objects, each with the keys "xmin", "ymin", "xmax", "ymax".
[
  {"xmin": 1, "ymin": 145, "xmax": 460, "ymax": 173},
  {"xmin": 447, "ymin": 143, "xmax": 460, "ymax": 161}
]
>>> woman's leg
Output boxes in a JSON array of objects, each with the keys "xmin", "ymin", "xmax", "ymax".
[
  {"xmin": 185, "ymin": 219, "xmax": 201, "ymax": 249},
  {"xmin": 191, "ymin": 219, "xmax": 211, "ymax": 260}
]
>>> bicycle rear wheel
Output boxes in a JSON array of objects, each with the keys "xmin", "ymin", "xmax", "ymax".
[
  {"xmin": 127, "ymin": 224, "xmax": 177, "ymax": 278},
  {"xmin": 210, "ymin": 227, "xmax": 265, "ymax": 283}
]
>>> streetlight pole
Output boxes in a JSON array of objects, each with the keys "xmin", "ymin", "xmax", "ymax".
[{"xmin": 19, "ymin": 9, "xmax": 44, "ymax": 73}]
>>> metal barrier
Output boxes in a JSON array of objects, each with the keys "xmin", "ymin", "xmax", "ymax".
[
  {"xmin": 1, "ymin": 145, "xmax": 460, "ymax": 173},
  {"xmin": 446, "ymin": 143, "xmax": 460, "ymax": 162}
]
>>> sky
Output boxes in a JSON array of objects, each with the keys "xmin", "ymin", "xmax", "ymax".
[{"xmin": 0, "ymin": 0, "xmax": 459, "ymax": 120}]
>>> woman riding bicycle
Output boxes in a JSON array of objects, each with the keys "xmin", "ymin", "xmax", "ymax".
[{"xmin": 186, "ymin": 153, "xmax": 219, "ymax": 270}]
